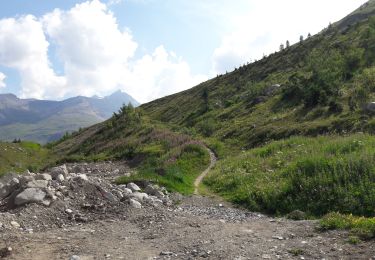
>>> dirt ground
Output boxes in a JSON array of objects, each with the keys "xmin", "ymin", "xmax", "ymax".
[
  {"xmin": 0, "ymin": 157, "xmax": 374, "ymax": 259},
  {"xmin": 1, "ymin": 195, "xmax": 375, "ymax": 260}
]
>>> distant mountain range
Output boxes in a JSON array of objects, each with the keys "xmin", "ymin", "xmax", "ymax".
[{"xmin": 0, "ymin": 90, "xmax": 139, "ymax": 144}]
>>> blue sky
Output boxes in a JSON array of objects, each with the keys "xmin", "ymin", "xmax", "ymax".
[{"xmin": 0, "ymin": 0, "xmax": 368, "ymax": 103}]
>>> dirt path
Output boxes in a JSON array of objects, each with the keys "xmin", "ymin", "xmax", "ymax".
[
  {"xmin": 0, "ymin": 161, "xmax": 374, "ymax": 260},
  {"xmin": 194, "ymin": 148, "xmax": 217, "ymax": 195}
]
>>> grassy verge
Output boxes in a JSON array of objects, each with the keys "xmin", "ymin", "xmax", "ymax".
[
  {"xmin": 204, "ymin": 134, "xmax": 375, "ymax": 217},
  {"xmin": 116, "ymin": 144, "xmax": 210, "ymax": 195},
  {"xmin": 320, "ymin": 212, "xmax": 375, "ymax": 241},
  {"xmin": 0, "ymin": 141, "xmax": 54, "ymax": 176}
]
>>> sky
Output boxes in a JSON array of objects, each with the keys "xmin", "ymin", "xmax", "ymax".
[{"xmin": 0, "ymin": 0, "xmax": 369, "ymax": 103}]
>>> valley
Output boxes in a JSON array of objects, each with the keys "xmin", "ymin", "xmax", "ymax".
[{"xmin": 1, "ymin": 1, "xmax": 375, "ymax": 259}]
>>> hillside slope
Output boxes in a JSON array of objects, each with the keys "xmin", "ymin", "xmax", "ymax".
[
  {"xmin": 142, "ymin": 11, "xmax": 375, "ymax": 148},
  {"xmin": 0, "ymin": 91, "xmax": 139, "ymax": 143},
  {"xmin": 54, "ymin": 1, "xmax": 375, "ymax": 216}
]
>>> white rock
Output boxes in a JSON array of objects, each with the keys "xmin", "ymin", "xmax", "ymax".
[
  {"xmin": 131, "ymin": 192, "xmax": 149, "ymax": 202},
  {"xmin": 70, "ymin": 255, "xmax": 80, "ymax": 260},
  {"xmin": 35, "ymin": 173, "xmax": 52, "ymax": 181},
  {"xmin": 129, "ymin": 198, "xmax": 142, "ymax": 208},
  {"xmin": 65, "ymin": 209, "xmax": 73, "ymax": 214},
  {"xmin": 14, "ymin": 188, "xmax": 46, "ymax": 206},
  {"xmin": 118, "ymin": 185, "xmax": 132, "ymax": 195},
  {"xmin": 56, "ymin": 174, "xmax": 65, "ymax": 182},
  {"xmin": 10, "ymin": 221, "xmax": 20, "ymax": 228},
  {"xmin": 26, "ymin": 180, "xmax": 49, "ymax": 189},
  {"xmin": 75, "ymin": 174, "xmax": 88, "ymax": 182},
  {"xmin": 127, "ymin": 183, "xmax": 141, "ymax": 192},
  {"xmin": 50, "ymin": 165, "xmax": 69, "ymax": 179}
]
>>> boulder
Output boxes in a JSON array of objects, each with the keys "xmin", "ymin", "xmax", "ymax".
[
  {"xmin": 131, "ymin": 192, "xmax": 149, "ymax": 202},
  {"xmin": 35, "ymin": 174, "xmax": 52, "ymax": 181},
  {"xmin": 19, "ymin": 176, "xmax": 34, "ymax": 186},
  {"xmin": 129, "ymin": 198, "xmax": 142, "ymax": 209},
  {"xmin": 14, "ymin": 188, "xmax": 46, "ymax": 206},
  {"xmin": 112, "ymin": 190, "xmax": 123, "ymax": 199},
  {"xmin": 145, "ymin": 184, "xmax": 164, "ymax": 198},
  {"xmin": 127, "ymin": 183, "xmax": 141, "ymax": 192},
  {"xmin": 0, "ymin": 178, "xmax": 20, "ymax": 200},
  {"xmin": 26, "ymin": 180, "xmax": 49, "ymax": 189},
  {"xmin": 50, "ymin": 165, "xmax": 69, "ymax": 179},
  {"xmin": 263, "ymin": 84, "xmax": 281, "ymax": 96},
  {"xmin": 365, "ymin": 102, "xmax": 375, "ymax": 112}
]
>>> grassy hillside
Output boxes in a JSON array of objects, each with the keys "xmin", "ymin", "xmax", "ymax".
[
  {"xmin": 0, "ymin": 141, "xmax": 54, "ymax": 175},
  {"xmin": 54, "ymin": 2, "xmax": 375, "ymax": 215},
  {"xmin": 53, "ymin": 105, "xmax": 210, "ymax": 194},
  {"xmin": 205, "ymin": 134, "xmax": 375, "ymax": 217},
  {"xmin": 142, "ymin": 15, "xmax": 375, "ymax": 149}
]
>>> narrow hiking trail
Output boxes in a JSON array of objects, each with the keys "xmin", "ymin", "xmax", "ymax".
[{"xmin": 194, "ymin": 148, "xmax": 217, "ymax": 195}]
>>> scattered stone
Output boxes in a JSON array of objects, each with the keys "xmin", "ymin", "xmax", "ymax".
[
  {"xmin": 35, "ymin": 173, "xmax": 52, "ymax": 181},
  {"xmin": 127, "ymin": 183, "xmax": 141, "ymax": 192},
  {"xmin": 129, "ymin": 199, "xmax": 142, "ymax": 209},
  {"xmin": 145, "ymin": 184, "xmax": 164, "ymax": 198},
  {"xmin": 50, "ymin": 165, "xmax": 69, "ymax": 179},
  {"xmin": 272, "ymin": 236, "xmax": 284, "ymax": 240},
  {"xmin": 56, "ymin": 174, "xmax": 65, "ymax": 182},
  {"xmin": 19, "ymin": 175, "xmax": 34, "ymax": 185},
  {"xmin": 0, "ymin": 177, "xmax": 20, "ymax": 200},
  {"xmin": 0, "ymin": 247, "xmax": 12, "ymax": 258},
  {"xmin": 65, "ymin": 209, "xmax": 73, "ymax": 214},
  {"xmin": 160, "ymin": 251, "xmax": 174, "ymax": 256},
  {"xmin": 14, "ymin": 188, "xmax": 46, "ymax": 206},
  {"xmin": 74, "ymin": 174, "xmax": 89, "ymax": 182},
  {"xmin": 131, "ymin": 192, "xmax": 148, "ymax": 202},
  {"xmin": 112, "ymin": 190, "xmax": 123, "ymax": 199},
  {"xmin": 26, "ymin": 180, "xmax": 49, "ymax": 189},
  {"xmin": 119, "ymin": 186, "xmax": 132, "ymax": 195},
  {"xmin": 10, "ymin": 221, "xmax": 20, "ymax": 228}
]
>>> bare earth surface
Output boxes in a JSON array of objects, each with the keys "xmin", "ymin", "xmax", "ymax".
[{"xmin": 0, "ymin": 157, "xmax": 374, "ymax": 260}]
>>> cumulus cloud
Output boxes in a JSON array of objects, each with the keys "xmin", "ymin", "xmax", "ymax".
[
  {"xmin": 0, "ymin": 15, "xmax": 66, "ymax": 98},
  {"xmin": 124, "ymin": 46, "xmax": 207, "ymax": 102},
  {"xmin": 0, "ymin": 0, "xmax": 206, "ymax": 102},
  {"xmin": 0, "ymin": 72, "xmax": 5, "ymax": 88},
  {"xmin": 42, "ymin": 0, "xmax": 138, "ymax": 98}
]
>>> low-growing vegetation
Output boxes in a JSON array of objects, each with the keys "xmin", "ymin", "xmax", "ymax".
[
  {"xmin": 116, "ymin": 144, "xmax": 209, "ymax": 194},
  {"xmin": 0, "ymin": 141, "xmax": 54, "ymax": 175},
  {"xmin": 205, "ymin": 134, "xmax": 375, "ymax": 217},
  {"xmin": 320, "ymin": 212, "xmax": 375, "ymax": 240}
]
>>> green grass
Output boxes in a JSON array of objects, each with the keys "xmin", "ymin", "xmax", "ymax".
[
  {"xmin": 0, "ymin": 141, "xmax": 54, "ymax": 175},
  {"xmin": 116, "ymin": 144, "xmax": 209, "ymax": 194},
  {"xmin": 320, "ymin": 212, "xmax": 375, "ymax": 240},
  {"xmin": 205, "ymin": 134, "xmax": 375, "ymax": 217}
]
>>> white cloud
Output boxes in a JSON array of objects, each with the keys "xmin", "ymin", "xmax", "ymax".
[
  {"xmin": 0, "ymin": 15, "xmax": 66, "ymax": 99},
  {"xmin": 211, "ymin": 0, "xmax": 368, "ymax": 74},
  {"xmin": 42, "ymin": 0, "xmax": 138, "ymax": 98},
  {"xmin": 124, "ymin": 46, "xmax": 207, "ymax": 102},
  {"xmin": 0, "ymin": 72, "xmax": 5, "ymax": 88},
  {"xmin": 0, "ymin": 0, "xmax": 206, "ymax": 102}
]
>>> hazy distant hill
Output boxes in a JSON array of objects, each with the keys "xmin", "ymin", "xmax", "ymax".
[{"xmin": 0, "ymin": 90, "xmax": 139, "ymax": 143}]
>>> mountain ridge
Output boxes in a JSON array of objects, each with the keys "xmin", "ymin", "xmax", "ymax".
[{"xmin": 0, "ymin": 90, "xmax": 140, "ymax": 143}]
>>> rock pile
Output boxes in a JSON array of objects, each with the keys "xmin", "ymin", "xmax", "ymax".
[{"xmin": 0, "ymin": 163, "xmax": 171, "ymax": 230}]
